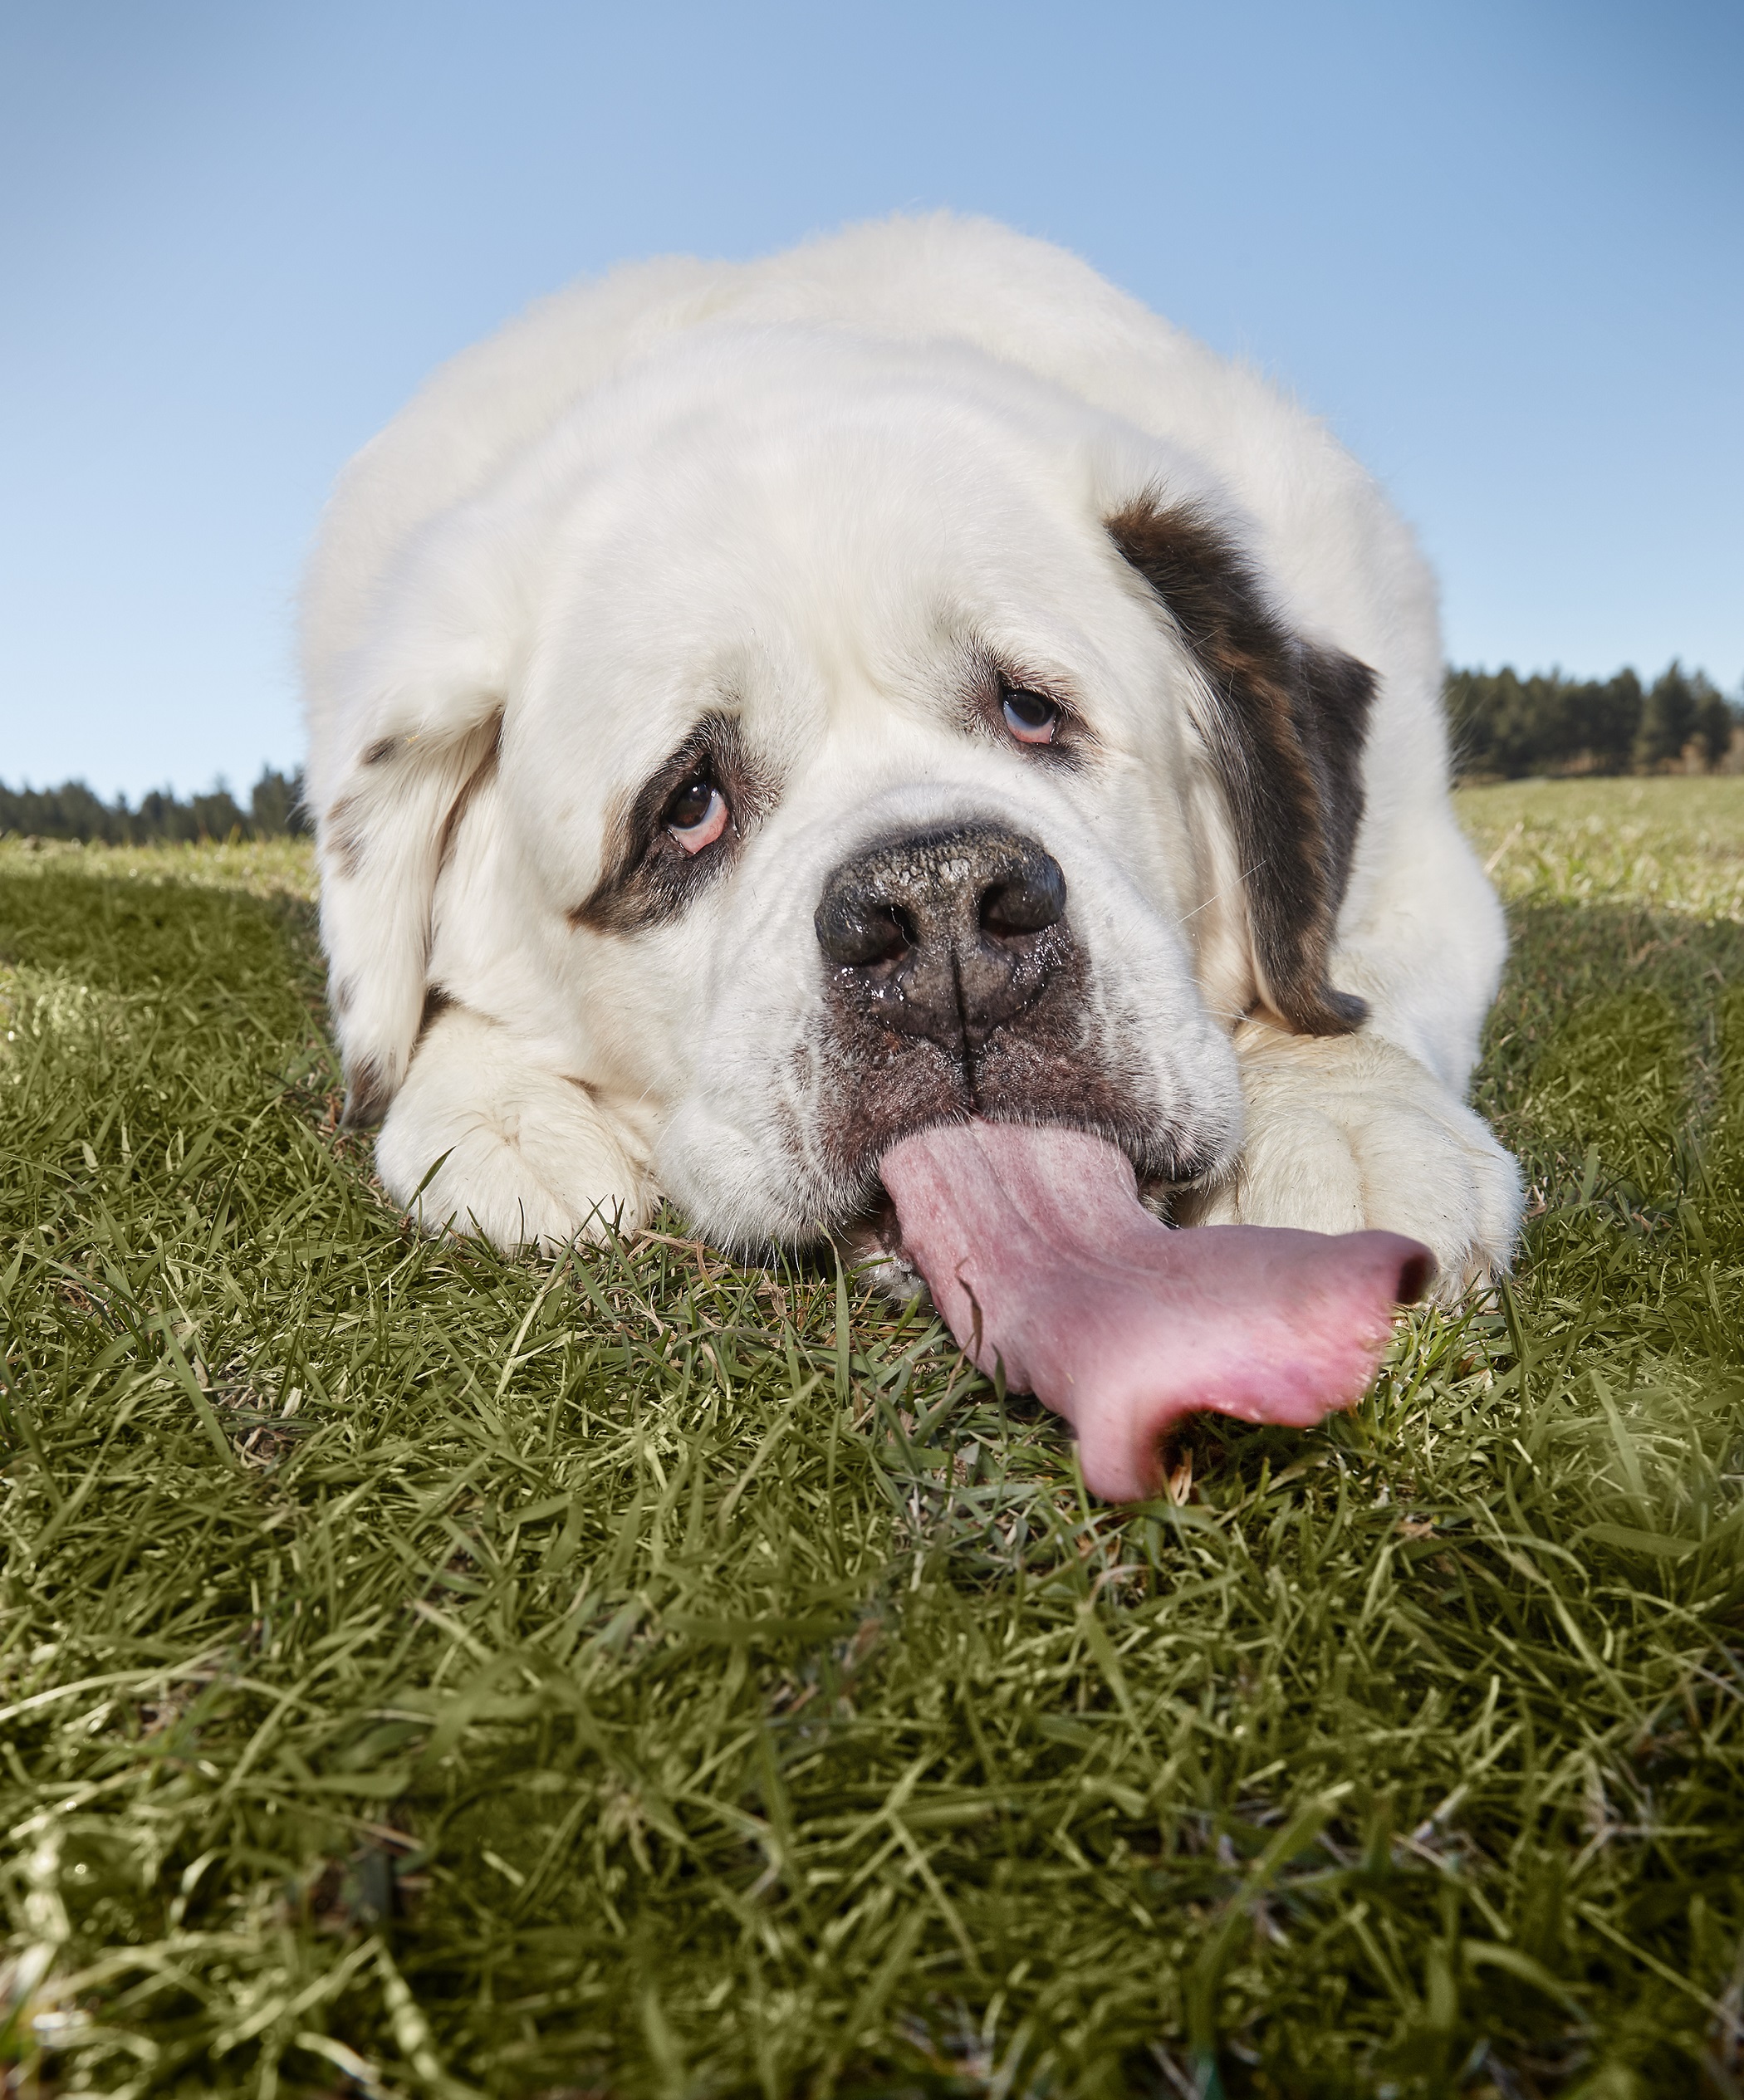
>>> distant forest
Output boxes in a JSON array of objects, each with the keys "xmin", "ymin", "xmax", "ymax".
[
  {"xmin": 1447, "ymin": 660, "xmax": 1741, "ymax": 780},
  {"xmin": 2, "ymin": 662, "xmax": 1741, "ymax": 843},
  {"xmin": 0, "ymin": 766, "xmax": 306, "ymax": 844}
]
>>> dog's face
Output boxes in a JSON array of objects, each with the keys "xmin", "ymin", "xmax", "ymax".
[{"xmin": 326, "ymin": 327, "xmax": 1374, "ymax": 1249}]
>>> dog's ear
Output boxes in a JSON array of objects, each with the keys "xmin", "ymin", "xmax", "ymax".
[
  {"xmin": 1106, "ymin": 496, "xmax": 1375, "ymax": 1035},
  {"xmin": 315, "ymin": 683, "xmax": 504, "ymax": 1128}
]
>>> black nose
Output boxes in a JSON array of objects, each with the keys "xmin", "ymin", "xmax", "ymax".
[{"xmin": 816, "ymin": 822, "xmax": 1069, "ymax": 1050}]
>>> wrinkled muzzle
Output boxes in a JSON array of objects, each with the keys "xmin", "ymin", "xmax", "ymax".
[{"xmin": 654, "ymin": 776, "xmax": 1243, "ymax": 1248}]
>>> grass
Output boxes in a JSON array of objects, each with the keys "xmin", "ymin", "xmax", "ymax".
[{"xmin": 1, "ymin": 779, "xmax": 1742, "ymax": 2099}]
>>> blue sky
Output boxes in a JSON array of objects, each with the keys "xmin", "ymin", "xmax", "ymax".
[{"xmin": 2, "ymin": 0, "xmax": 1740, "ymax": 800}]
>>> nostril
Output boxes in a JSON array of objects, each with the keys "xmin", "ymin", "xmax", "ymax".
[
  {"xmin": 816, "ymin": 897, "xmax": 915, "ymax": 969},
  {"xmin": 875, "ymin": 905, "xmax": 917, "ymax": 964},
  {"xmin": 980, "ymin": 856, "xmax": 1067, "ymax": 939}
]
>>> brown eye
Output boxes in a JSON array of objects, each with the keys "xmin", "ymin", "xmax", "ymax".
[
  {"xmin": 1002, "ymin": 687, "xmax": 1060, "ymax": 745},
  {"xmin": 664, "ymin": 775, "xmax": 729, "ymax": 853}
]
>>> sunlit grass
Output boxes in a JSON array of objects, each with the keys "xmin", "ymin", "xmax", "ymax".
[
  {"xmin": 2, "ymin": 780, "xmax": 1742, "ymax": 2098},
  {"xmin": 0, "ymin": 832, "xmax": 319, "ymax": 903},
  {"xmin": 1460, "ymin": 776, "xmax": 1744, "ymax": 920}
]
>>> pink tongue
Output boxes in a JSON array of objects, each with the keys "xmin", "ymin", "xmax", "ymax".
[{"xmin": 879, "ymin": 1119, "xmax": 1433, "ymax": 1500}]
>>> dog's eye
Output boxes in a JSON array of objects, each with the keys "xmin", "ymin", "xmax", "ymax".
[
  {"xmin": 664, "ymin": 775, "xmax": 729, "ymax": 854},
  {"xmin": 1002, "ymin": 687, "xmax": 1061, "ymax": 746}
]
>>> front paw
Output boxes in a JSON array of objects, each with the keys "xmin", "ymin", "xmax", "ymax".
[
  {"xmin": 1178, "ymin": 1028, "xmax": 1522, "ymax": 1301},
  {"xmin": 375, "ymin": 1006, "xmax": 654, "ymax": 1251}
]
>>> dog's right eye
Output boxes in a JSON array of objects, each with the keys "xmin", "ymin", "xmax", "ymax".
[{"xmin": 665, "ymin": 776, "xmax": 729, "ymax": 853}]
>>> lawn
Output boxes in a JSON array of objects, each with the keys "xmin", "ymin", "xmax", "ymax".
[{"xmin": 2, "ymin": 779, "xmax": 1742, "ymax": 2099}]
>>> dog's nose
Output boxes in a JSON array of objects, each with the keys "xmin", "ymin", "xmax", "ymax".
[{"xmin": 816, "ymin": 822, "xmax": 1069, "ymax": 1050}]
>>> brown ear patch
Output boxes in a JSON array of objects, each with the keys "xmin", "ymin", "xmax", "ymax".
[{"xmin": 1106, "ymin": 497, "xmax": 1375, "ymax": 1035}]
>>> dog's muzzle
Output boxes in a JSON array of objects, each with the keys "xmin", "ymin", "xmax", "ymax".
[{"xmin": 815, "ymin": 821, "xmax": 1070, "ymax": 1051}]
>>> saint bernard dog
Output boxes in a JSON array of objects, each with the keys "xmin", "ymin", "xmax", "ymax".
[{"xmin": 302, "ymin": 215, "xmax": 1521, "ymax": 1348}]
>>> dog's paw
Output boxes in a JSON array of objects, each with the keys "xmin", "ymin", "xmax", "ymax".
[
  {"xmin": 375, "ymin": 1006, "xmax": 654, "ymax": 1251},
  {"xmin": 1177, "ymin": 1026, "xmax": 1522, "ymax": 1301}
]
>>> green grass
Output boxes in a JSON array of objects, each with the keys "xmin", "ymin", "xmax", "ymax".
[{"xmin": 2, "ymin": 781, "xmax": 1742, "ymax": 2100}]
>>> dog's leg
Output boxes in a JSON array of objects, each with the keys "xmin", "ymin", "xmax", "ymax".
[
  {"xmin": 1176, "ymin": 1021, "xmax": 1522, "ymax": 1300},
  {"xmin": 375, "ymin": 1004, "xmax": 655, "ymax": 1251},
  {"xmin": 1177, "ymin": 769, "xmax": 1525, "ymax": 1300}
]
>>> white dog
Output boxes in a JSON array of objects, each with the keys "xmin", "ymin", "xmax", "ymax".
[{"xmin": 302, "ymin": 214, "xmax": 1521, "ymax": 1307}]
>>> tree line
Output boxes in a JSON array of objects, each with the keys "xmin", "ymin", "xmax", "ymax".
[
  {"xmin": 1446, "ymin": 661, "xmax": 1740, "ymax": 780},
  {"xmin": 0, "ymin": 766, "xmax": 306, "ymax": 844},
  {"xmin": 2, "ymin": 660, "xmax": 1741, "ymax": 844}
]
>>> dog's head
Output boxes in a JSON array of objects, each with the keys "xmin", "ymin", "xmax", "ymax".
[{"xmin": 311, "ymin": 325, "xmax": 1374, "ymax": 1250}]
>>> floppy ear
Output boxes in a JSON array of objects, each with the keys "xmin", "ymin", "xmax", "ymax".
[
  {"xmin": 1106, "ymin": 496, "xmax": 1375, "ymax": 1035},
  {"xmin": 316, "ymin": 687, "xmax": 504, "ymax": 1128}
]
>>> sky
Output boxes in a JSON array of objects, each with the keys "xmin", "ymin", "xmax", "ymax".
[{"xmin": 2, "ymin": 0, "xmax": 1740, "ymax": 800}]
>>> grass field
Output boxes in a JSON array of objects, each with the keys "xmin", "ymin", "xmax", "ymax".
[{"xmin": 2, "ymin": 779, "xmax": 1742, "ymax": 2099}]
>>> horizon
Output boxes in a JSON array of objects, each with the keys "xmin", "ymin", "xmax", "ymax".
[{"xmin": 12, "ymin": 658, "xmax": 1743, "ymax": 811}]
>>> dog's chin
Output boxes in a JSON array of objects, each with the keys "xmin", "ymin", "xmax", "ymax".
[{"xmin": 830, "ymin": 1186, "xmax": 927, "ymax": 1301}]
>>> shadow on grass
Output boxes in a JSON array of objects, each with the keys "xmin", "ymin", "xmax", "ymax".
[
  {"xmin": 1478, "ymin": 898, "xmax": 1744, "ymax": 1221},
  {"xmin": 0, "ymin": 867, "xmax": 321, "ymax": 1017}
]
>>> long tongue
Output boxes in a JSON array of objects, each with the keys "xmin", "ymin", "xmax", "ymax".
[{"xmin": 879, "ymin": 1119, "xmax": 1433, "ymax": 1500}]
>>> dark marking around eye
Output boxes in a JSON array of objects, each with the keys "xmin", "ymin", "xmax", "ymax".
[{"xmin": 571, "ymin": 711, "xmax": 774, "ymax": 934}]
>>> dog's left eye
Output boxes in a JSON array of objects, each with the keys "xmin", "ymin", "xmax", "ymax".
[
  {"xmin": 664, "ymin": 776, "xmax": 730, "ymax": 853},
  {"xmin": 1002, "ymin": 687, "xmax": 1061, "ymax": 745}
]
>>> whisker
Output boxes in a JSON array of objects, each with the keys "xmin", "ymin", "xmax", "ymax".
[{"xmin": 1173, "ymin": 863, "xmax": 1262, "ymax": 928}]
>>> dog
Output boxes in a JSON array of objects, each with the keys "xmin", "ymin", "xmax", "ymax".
[{"xmin": 302, "ymin": 213, "xmax": 1522, "ymax": 1313}]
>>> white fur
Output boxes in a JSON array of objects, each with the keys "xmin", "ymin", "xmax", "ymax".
[{"xmin": 302, "ymin": 213, "xmax": 1521, "ymax": 1295}]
